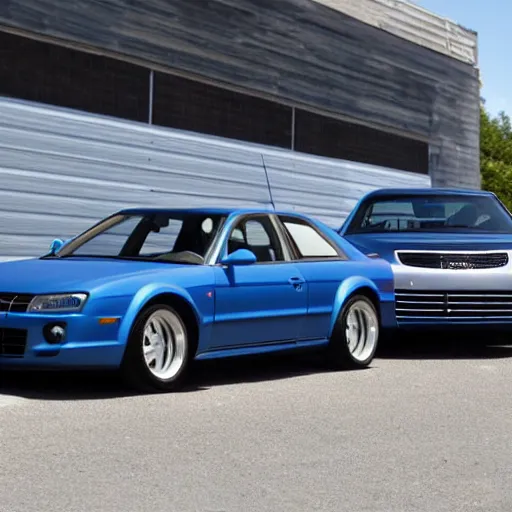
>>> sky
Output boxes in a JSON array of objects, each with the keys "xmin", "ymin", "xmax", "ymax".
[{"xmin": 416, "ymin": 0, "xmax": 509, "ymax": 116}]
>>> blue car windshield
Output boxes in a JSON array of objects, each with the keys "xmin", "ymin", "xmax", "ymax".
[
  {"xmin": 52, "ymin": 212, "xmax": 227, "ymax": 264},
  {"xmin": 345, "ymin": 194, "xmax": 512, "ymax": 234}
]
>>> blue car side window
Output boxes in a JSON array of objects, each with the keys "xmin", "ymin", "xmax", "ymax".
[
  {"xmin": 227, "ymin": 216, "xmax": 284, "ymax": 263},
  {"xmin": 280, "ymin": 218, "xmax": 340, "ymax": 260}
]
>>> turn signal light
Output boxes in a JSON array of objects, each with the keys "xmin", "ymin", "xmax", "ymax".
[{"xmin": 98, "ymin": 317, "xmax": 119, "ymax": 325}]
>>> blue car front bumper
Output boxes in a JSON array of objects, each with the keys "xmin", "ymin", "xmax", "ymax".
[{"xmin": 0, "ymin": 312, "xmax": 126, "ymax": 369}]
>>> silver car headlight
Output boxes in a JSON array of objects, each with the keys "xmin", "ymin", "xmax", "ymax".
[{"xmin": 27, "ymin": 293, "xmax": 88, "ymax": 313}]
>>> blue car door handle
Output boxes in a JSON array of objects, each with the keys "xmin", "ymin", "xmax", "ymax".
[{"xmin": 288, "ymin": 276, "xmax": 305, "ymax": 290}]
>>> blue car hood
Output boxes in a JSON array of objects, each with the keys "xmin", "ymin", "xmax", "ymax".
[
  {"xmin": 344, "ymin": 233, "xmax": 512, "ymax": 263},
  {"xmin": 0, "ymin": 257, "xmax": 191, "ymax": 294}
]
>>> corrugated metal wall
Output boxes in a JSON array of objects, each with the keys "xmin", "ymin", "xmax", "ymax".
[{"xmin": 0, "ymin": 98, "xmax": 431, "ymax": 260}]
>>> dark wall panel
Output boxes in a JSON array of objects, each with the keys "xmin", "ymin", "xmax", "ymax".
[
  {"xmin": 0, "ymin": 29, "xmax": 428, "ymax": 174},
  {"xmin": 0, "ymin": 31, "xmax": 149, "ymax": 122},
  {"xmin": 0, "ymin": 0, "xmax": 480, "ymax": 187},
  {"xmin": 153, "ymin": 73, "xmax": 292, "ymax": 148},
  {"xmin": 294, "ymin": 109, "xmax": 429, "ymax": 175}
]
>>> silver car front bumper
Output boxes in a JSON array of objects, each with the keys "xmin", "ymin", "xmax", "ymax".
[{"xmin": 392, "ymin": 251, "xmax": 512, "ymax": 328}]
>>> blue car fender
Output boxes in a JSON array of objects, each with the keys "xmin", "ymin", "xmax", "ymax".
[
  {"xmin": 329, "ymin": 276, "xmax": 382, "ymax": 337},
  {"xmin": 117, "ymin": 283, "xmax": 202, "ymax": 347}
]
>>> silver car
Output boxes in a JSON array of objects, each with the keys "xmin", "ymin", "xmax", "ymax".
[{"xmin": 339, "ymin": 187, "xmax": 512, "ymax": 337}]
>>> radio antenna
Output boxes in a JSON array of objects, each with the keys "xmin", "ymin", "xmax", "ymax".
[{"xmin": 261, "ymin": 155, "xmax": 275, "ymax": 211}]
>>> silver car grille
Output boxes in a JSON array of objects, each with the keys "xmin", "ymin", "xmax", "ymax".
[
  {"xmin": 396, "ymin": 251, "xmax": 509, "ymax": 270},
  {"xmin": 395, "ymin": 290, "xmax": 512, "ymax": 320}
]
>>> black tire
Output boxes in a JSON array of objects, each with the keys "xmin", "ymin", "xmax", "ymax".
[
  {"xmin": 121, "ymin": 303, "xmax": 191, "ymax": 392},
  {"xmin": 325, "ymin": 294, "xmax": 380, "ymax": 370}
]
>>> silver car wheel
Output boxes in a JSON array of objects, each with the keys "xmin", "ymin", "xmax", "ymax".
[
  {"xmin": 345, "ymin": 299, "xmax": 379, "ymax": 362},
  {"xmin": 142, "ymin": 309, "xmax": 187, "ymax": 380}
]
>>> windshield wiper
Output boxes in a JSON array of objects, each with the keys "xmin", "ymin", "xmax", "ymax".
[
  {"xmin": 51, "ymin": 254, "xmax": 128, "ymax": 260},
  {"xmin": 443, "ymin": 224, "xmax": 485, "ymax": 230},
  {"xmin": 40, "ymin": 253, "xmax": 204, "ymax": 264}
]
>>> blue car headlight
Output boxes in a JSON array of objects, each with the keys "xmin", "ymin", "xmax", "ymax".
[{"xmin": 27, "ymin": 293, "xmax": 89, "ymax": 313}]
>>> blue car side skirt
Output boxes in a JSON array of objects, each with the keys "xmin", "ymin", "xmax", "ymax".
[
  {"xmin": 195, "ymin": 337, "xmax": 329, "ymax": 360},
  {"xmin": 114, "ymin": 279, "xmax": 390, "ymax": 361}
]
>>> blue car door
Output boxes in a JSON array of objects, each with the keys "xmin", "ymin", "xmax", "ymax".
[
  {"xmin": 210, "ymin": 214, "xmax": 308, "ymax": 349},
  {"xmin": 276, "ymin": 215, "xmax": 354, "ymax": 340}
]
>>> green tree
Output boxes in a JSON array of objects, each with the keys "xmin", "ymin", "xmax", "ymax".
[{"xmin": 480, "ymin": 106, "xmax": 512, "ymax": 210}]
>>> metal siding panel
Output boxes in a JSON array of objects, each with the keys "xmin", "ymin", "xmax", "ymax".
[
  {"xmin": 0, "ymin": 98, "xmax": 272, "ymax": 259},
  {"xmin": 0, "ymin": 98, "xmax": 430, "ymax": 260},
  {"xmin": 263, "ymin": 153, "xmax": 430, "ymax": 227}
]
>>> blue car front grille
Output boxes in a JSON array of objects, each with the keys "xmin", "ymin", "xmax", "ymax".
[
  {"xmin": 0, "ymin": 328, "xmax": 28, "ymax": 357},
  {"xmin": 396, "ymin": 290, "xmax": 512, "ymax": 320},
  {"xmin": 0, "ymin": 293, "xmax": 34, "ymax": 313},
  {"xmin": 397, "ymin": 252, "xmax": 509, "ymax": 270}
]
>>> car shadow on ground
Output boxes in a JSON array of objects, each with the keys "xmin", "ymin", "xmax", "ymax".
[
  {"xmin": 0, "ymin": 368, "xmax": 134, "ymax": 401},
  {"xmin": 0, "ymin": 353, "xmax": 333, "ymax": 401},
  {"xmin": 377, "ymin": 332, "xmax": 512, "ymax": 360},
  {"xmin": 2, "ymin": 337, "xmax": 512, "ymax": 401},
  {"xmin": 184, "ymin": 353, "xmax": 337, "ymax": 392}
]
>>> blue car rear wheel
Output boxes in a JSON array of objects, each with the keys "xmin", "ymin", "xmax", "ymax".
[{"xmin": 326, "ymin": 294, "xmax": 379, "ymax": 369}]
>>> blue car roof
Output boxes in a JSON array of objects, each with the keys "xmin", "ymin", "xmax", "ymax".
[
  {"xmin": 116, "ymin": 206, "xmax": 313, "ymax": 219},
  {"xmin": 119, "ymin": 207, "xmax": 242, "ymax": 215}
]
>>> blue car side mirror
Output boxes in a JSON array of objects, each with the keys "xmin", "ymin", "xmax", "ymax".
[
  {"xmin": 220, "ymin": 249, "xmax": 257, "ymax": 266},
  {"xmin": 49, "ymin": 238, "xmax": 65, "ymax": 255}
]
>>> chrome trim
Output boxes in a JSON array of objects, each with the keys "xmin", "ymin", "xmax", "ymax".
[
  {"xmin": 394, "ymin": 250, "xmax": 512, "ymax": 270},
  {"xmin": 392, "ymin": 260, "xmax": 512, "ymax": 292},
  {"xmin": 395, "ymin": 249, "xmax": 512, "ymax": 254},
  {"xmin": 395, "ymin": 248, "xmax": 512, "ymax": 257},
  {"xmin": 395, "ymin": 289, "xmax": 512, "ymax": 320}
]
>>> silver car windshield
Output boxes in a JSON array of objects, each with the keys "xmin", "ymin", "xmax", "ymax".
[{"xmin": 346, "ymin": 194, "xmax": 512, "ymax": 234}]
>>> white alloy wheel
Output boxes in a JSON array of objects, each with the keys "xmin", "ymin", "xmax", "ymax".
[
  {"xmin": 344, "ymin": 299, "xmax": 379, "ymax": 363},
  {"xmin": 326, "ymin": 294, "xmax": 380, "ymax": 369},
  {"xmin": 142, "ymin": 308, "xmax": 187, "ymax": 381}
]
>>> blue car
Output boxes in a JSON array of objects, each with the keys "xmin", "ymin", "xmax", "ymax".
[
  {"xmin": 0, "ymin": 207, "xmax": 395, "ymax": 391},
  {"xmin": 339, "ymin": 188, "xmax": 512, "ymax": 335}
]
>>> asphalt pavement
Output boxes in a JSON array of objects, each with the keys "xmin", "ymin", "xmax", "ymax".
[{"xmin": 1, "ymin": 338, "xmax": 512, "ymax": 512}]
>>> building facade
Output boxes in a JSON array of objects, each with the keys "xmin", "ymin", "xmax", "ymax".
[{"xmin": 0, "ymin": 0, "xmax": 479, "ymax": 259}]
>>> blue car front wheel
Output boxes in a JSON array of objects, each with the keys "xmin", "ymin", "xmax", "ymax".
[{"xmin": 121, "ymin": 304, "xmax": 191, "ymax": 392}]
